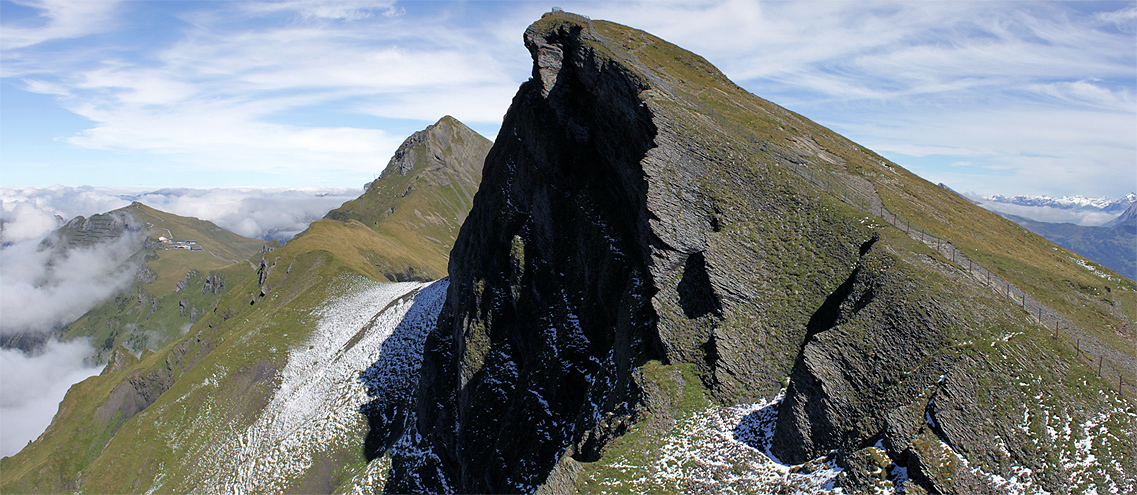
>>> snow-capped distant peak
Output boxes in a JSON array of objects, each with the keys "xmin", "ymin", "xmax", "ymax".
[{"xmin": 983, "ymin": 193, "xmax": 1135, "ymax": 212}]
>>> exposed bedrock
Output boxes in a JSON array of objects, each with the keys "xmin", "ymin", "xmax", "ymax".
[
  {"xmin": 388, "ymin": 14, "xmax": 875, "ymax": 493},
  {"xmin": 390, "ymin": 19, "xmax": 666, "ymax": 493}
]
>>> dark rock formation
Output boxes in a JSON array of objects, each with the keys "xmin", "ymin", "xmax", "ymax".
[
  {"xmin": 389, "ymin": 12, "xmax": 871, "ymax": 493},
  {"xmin": 390, "ymin": 18, "xmax": 665, "ymax": 493},
  {"xmin": 771, "ymin": 237, "xmax": 954, "ymax": 464},
  {"xmin": 381, "ymin": 12, "xmax": 1135, "ymax": 495}
]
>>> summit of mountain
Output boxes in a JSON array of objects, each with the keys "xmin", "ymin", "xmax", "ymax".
[
  {"xmin": 324, "ymin": 115, "xmax": 492, "ymax": 281},
  {"xmin": 0, "ymin": 118, "xmax": 490, "ymax": 494},
  {"xmin": 385, "ymin": 11, "xmax": 1136, "ymax": 494},
  {"xmin": 1105, "ymin": 200, "xmax": 1137, "ymax": 232}
]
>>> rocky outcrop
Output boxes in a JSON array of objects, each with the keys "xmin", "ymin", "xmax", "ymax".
[
  {"xmin": 389, "ymin": 13, "xmax": 870, "ymax": 493},
  {"xmin": 40, "ymin": 209, "xmax": 145, "ymax": 250},
  {"xmin": 390, "ymin": 19, "xmax": 664, "ymax": 493},
  {"xmin": 377, "ymin": 12, "xmax": 1135, "ymax": 495}
]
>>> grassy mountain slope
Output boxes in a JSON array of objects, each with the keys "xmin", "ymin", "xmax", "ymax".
[
  {"xmin": 590, "ymin": 17, "xmax": 1135, "ymax": 348},
  {"xmin": 0, "ymin": 242, "xmax": 363, "ymax": 493},
  {"xmin": 55, "ymin": 202, "xmax": 267, "ymax": 362},
  {"xmin": 578, "ymin": 14, "xmax": 1136, "ymax": 491},
  {"xmin": 325, "ymin": 115, "xmax": 492, "ymax": 281},
  {"xmin": 0, "ymin": 118, "xmax": 489, "ymax": 493},
  {"xmin": 593, "ymin": 13, "xmax": 1135, "ymax": 361},
  {"xmin": 1001, "ymin": 212, "xmax": 1136, "ymax": 283}
]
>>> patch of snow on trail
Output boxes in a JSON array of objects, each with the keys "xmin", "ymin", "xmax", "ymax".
[{"xmin": 193, "ymin": 278, "xmax": 439, "ymax": 493}]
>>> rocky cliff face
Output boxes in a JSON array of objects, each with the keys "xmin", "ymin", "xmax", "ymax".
[
  {"xmin": 390, "ymin": 18, "xmax": 666, "ymax": 494},
  {"xmin": 39, "ymin": 208, "xmax": 146, "ymax": 250},
  {"xmin": 389, "ymin": 14, "xmax": 872, "ymax": 493},
  {"xmin": 388, "ymin": 12, "xmax": 1135, "ymax": 495}
]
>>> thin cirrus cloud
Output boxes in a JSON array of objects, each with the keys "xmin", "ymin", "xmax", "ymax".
[
  {"xmin": 613, "ymin": 0, "xmax": 1135, "ymax": 198},
  {"xmin": 0, "ymin": 0, "xmax": 122, "ymax": 50},
  {"xmin": 1, "ymin": 0, "xmax": 1134, "ymax": 197},
  {"xmin": 3, "ymin": 0, "xmax": 524, "ymax": 186}
]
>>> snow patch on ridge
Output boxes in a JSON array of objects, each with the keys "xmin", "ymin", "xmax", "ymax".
[
  {"xmin": 584, "ymin": 394, "xmax": 847, "ymax": 493},
  {"xmin": 190, "ymin": 278, "xmax": 442, "ymax": 493}
]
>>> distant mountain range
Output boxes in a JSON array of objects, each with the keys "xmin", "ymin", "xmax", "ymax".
[
  {"xmin": 974, "ymin": 194, "xmax": 1137, "ymax": 283},
  {"xmin": 984, "ymin": 192, "xmax": 1135, "ymax": 213}
]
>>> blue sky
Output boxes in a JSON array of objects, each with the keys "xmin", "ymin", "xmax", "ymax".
[{"xmin": 1, "ymin": 0, "xmax": 1135, "ymax": 197}]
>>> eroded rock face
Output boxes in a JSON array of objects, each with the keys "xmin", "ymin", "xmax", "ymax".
[
  {"xmin": 390, "ymin": 19, "xmax": 665, "ymax": 493},
  {"xmin": 771, "ymin": 237, "xmax": 954, "ymax": 464},
  {"xmin": 388, "ymin": 14, "xmax": 873, "ymax": 493}
]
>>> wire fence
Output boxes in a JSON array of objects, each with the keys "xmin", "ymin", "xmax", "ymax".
[{"xmin": 546, "ymin": 9, "xmax": 1135, "ymax": 397}]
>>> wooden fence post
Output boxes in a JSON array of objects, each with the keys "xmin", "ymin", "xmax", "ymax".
[
  {"xmin": 1075, "ymin": 338, "xmax": 1080, "ymax": 357},
  {"xmin": 1097, "ymin": 356, "xmax": 1102, "ymax": 377}
]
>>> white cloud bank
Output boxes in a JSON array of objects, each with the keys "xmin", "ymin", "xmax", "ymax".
[
  {"xmin": 129, "ymin": 187, "xmax": 361, "ymax": 240},
  {"xmin": 973, "ymin": 200, "xmax": 1129, "ymax": 227},
  {"xmin": 0, "ymin": 338, "xmax": 101, "ymax": 457},
  {"xmin": 1, "ymin": 185, "xmax": 361, "ymax": 243},
  {"xmin": 0, "ymin": 230, "xmax": 143, "ymax": 336},
  {"xmin": 0, "ymin": 185, "xmax": 360, "ymax": 336}
]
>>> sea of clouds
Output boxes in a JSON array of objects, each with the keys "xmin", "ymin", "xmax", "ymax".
[
  {"xmin": 972, "ymin": 199, "xmax": 1127, "ymax": 226},
  {"xmin": 0, "ymin": 185, "xmax": 360, "ymax": 337},
  {"xmin": 0, "ymin": 185, "xmax": 360, "ymax": 458},
  {"xmin": 0, "ymin": 339, "xmax": 102, "ymax": 457},
  {"xmin": 1, "ymin": 185, "xmax": 362, "ymax": 244}
]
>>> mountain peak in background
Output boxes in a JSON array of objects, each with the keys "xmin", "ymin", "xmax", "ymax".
[
  {"xmin": 324, "ymin": 115, "xmax": 491, "ymax": 281},
  {"xmin": 1105, "ymin": 201, "xmax": 1137, "ymax": 232},
  {"xmin": 984, "ymin": 192, "xmax": 1136, "ymax": 212},
  {"xmin": 56, "ymin": 202, "xmax": 265, "ymax": 358},
  {"xmin": 0, "ymin": 117, "xmax": 491, "ymax": 493}
]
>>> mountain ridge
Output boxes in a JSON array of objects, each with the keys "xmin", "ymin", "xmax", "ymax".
[
  {"xmin": 985, "ymin": 192, "xmax": 1135, "ymax": 213},
  {"xmin": 324, "ymin": 115, "xmax": 492, "ymax": 282},
  {"xmin": 1003, "ymin": 212, "xmax": 1136, "ymax": 282},
  {"xmin": 2, "ymin": 12, "xmax": 1133, "ymax": 495},
  {"xmin": 387, "ymin": 11, "xmax": 1135, "ymax": 494},
  {"xmin": 0, "ymin": 117, "xmax": 491, "ymax": 494}
]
